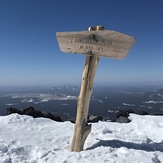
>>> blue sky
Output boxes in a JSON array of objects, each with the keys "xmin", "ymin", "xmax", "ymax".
[{"xmin": 0, "ymin": 0, "xmax": 163, "ymax": 86}]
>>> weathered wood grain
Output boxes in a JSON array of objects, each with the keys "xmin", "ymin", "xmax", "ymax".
[
  {"xmin": 71, "ymin": 26, "xmax": 103, "ymax": 152},
  {"xmin": 56, "ymin": 30, "xmax": 136, "ymax": 59}
]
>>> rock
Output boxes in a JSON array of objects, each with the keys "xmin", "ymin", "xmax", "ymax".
[
  {"xmin": 88, "ymin": 115, "xmax": 103, "ymax": 123},
  {"xmin": 114, "ymin": 109, "xmax": 134, "ymax": 123},
  {"xmin": 43, "ymin": 112, "xmax": 62, "ymax": 122},
  {"xmin": 150, "ymin": 112, "xmax": 163, "ymax": 116},
  {"xmin": 117, "ymin": 109, "xmax": 134, "ymax": 118},
  {"xmin": 116, "ymin": 116, "xmax": 131, "ymax": 123},
  {"xmin": 69, "ymin": 115, "xmax": 103, "ymax": 123},
  {"xmin": 23, "ymin": 106, "xmax": 44, "ymax": 118},
  {"xmin": 6, "ymin": 106, "xmax": 62, "ymax": 122},
  {"xmin": 7, "ymin": 107, "xmax": 23, "ymax": 115},
  {"xmin": 137, "ymin": 110, "xmax": 149, "ymax": 115}
]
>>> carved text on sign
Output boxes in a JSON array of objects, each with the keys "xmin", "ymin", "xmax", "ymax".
[
  {"xmin": 79, "ymin": 45, "xmax": 104, "ymax": 53},
  {"xmin": 68, "ymin": 38, "xmax": 112, "ymax": 46},
  {"xmin": 56, "ymin": 30, "xmax": 136, "ymax": 59},
  {"xmin": 67, "ymin": 37, "xmax": 112, "ymax": 54}
]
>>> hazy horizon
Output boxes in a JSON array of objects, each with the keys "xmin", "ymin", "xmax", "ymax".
[{"xmin": 0, "ymin": 81, "xmax": 163, "ymax": 91}]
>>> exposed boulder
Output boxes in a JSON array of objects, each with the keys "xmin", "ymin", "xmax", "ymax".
[
  {"xmin": 6, "ymin": 107, "xmax": 62, "ymax": 122},
  {"xmin": 88, "ymin": 115, "xmax": 103, "ymax": 123},
  {"xmin": 7, "ymin": 107, "xmax": 23, "ymax": 115},
  {"xmin": 43, "ymin": 112, "xmax": 62, "ymax": 122},
  {"xmin": 150, "ymin": 112, "xmax": 163, "ymax": 116},
  {"xmin": 69, "ymin": 115, "xmax": 103, "ymax": 123},
  {"xmin": 137, "ymin": 110, "xmax": 149, "ymax": 115},
  {"xmin": 23, "ymin": 106, "xmax": 44, "ymax": 118},
  {"xmin": 117, "ymin": 109, "xmax": 134, "ymax": 118},
  {"xmin": 116, "ymin": 116, "xmax": 131, "ymax": 123},
  {"xmin": 114, "ymin": 109, "xmax": 134, "ymax": 123}
]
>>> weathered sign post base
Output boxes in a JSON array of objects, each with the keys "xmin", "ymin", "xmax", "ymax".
[
  {"xmin": 56, "ymin": 25, "xmax": 136, "ymax": 152},
  {"xmin": 71, "ymin": 26, "xmax": 104, "ymax": 152}
]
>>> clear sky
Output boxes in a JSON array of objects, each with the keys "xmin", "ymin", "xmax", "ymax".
[{"xmin": 0, "ymin": 0, "xmax": 163, "ymax": 86}]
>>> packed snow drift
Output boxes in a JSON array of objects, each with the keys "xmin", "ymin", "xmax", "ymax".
[{"xmin": 0, "ymin": 113, "xmax": 163, "ymax": 163}]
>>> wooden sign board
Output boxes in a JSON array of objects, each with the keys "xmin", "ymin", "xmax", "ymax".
[{"xmin": 56, "ymin": 30, "xmax": 136, "ymax": 59}]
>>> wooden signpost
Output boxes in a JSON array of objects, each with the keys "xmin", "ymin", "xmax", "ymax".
[
  {"xmin": 56, "ymin": 26, "xmax": 135, "ymax": 59},
  {"xmin": 56, "ymin": 26, "xmax": 136, "ymax": 152}
]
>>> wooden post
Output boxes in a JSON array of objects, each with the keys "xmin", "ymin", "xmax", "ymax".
[
  {"xmin": 71, "ymin": 26, "xmax": 104, "ymax": 152},
  {"xmin": 56, "ymin": 25, "xmax": 136, "ymax": 152}
]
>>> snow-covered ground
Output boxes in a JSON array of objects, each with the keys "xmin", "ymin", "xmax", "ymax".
[{"xmin": 0, "ymin": 114, "xmax": 163, "ymax": 163}]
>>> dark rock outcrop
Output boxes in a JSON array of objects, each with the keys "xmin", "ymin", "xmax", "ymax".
[
  {"xmin": 150, "ymin": 112, "xmax": 163, "ymax": 116},
  {"xmin": 116, "ymin": 116, "xmax": 131, "ymax": 123},
  {"xmin": 23, "ymin": 107, "xmax": 44, "ymax": 118},
  {"xmin": 88, "ymin": 115, "xmax": 103, "ymax": 123},
  {"xmin": 69, "ymin": 115, "xmax": 103, "ymax": 123},
  {"xmin": 7, "ymin": 107, "xmax": 23, "ymax": 115},
  {"xmin": 115, "ymin": 108, "xmax": 163, "ymax": 123},
  {"xmin": 114, "ymin": 109, "xmax": 134, "ymax": 123},
  {"xmin": 43, "ymin": 112, "xmax": 62, "ymax": 122},
  {"xmin": 117, "ymin": 109, "xmax": 134, "ymax": 118},
  {"xmin": 137, "ymin": 110, "xmax": 149, "ymax": 115},
  {"xmin": 7, "ymin": 106, "xmax": 62, "ymax": 122}
]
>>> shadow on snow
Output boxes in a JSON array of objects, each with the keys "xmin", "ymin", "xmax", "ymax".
[{"xmin": 86, "ymin": 139, "xmax": 163, "ymax": 152}]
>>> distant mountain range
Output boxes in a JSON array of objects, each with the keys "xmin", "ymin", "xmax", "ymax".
[
  {"xmin": 148, "ymin": 88, "xmax": 163, "ymax": 101},
  {"xmin": 1, "ymin": 85, "xmax": 163, "ymax": 99},
  {"xmin": 1, "ymin": 85, "xmax": 163, "ymax": 120},
  {"xmin": 156, "ymin": 88, "xmax": 163, "ymax": 95},
  {"xmin": 44, "ymin": 85, "xmax": 79, "ymax": 96}
]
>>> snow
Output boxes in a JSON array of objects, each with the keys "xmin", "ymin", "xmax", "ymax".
[
  {"xmin": 123, "ymin": 103, "xmax": 135, "ymax": 106},
  {"xmin": 5, "ymin": 103, "xmax": 17, "ymax": 106},
  {"xmin": 0, "ymin": 114, "xmax": 163, "ymax": 163},
  {"xmin": 143, "ymin": 100, "xmax": 163, "ymax": 104},
  {"xmin": 9, "ymin": 93, "xmax": 77, "ymax": 104}
]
